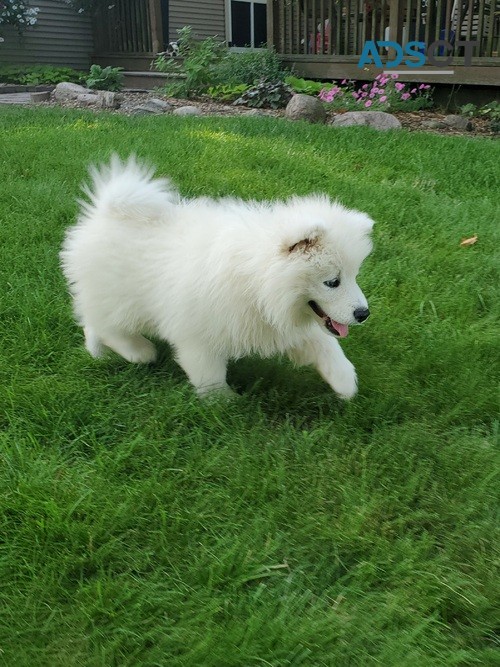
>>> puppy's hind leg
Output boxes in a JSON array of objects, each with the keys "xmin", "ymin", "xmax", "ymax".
[
  {"xmin": 84, "ymin": 326, "xmax": 105, "ymax": 358},
  {"xmin": 174, "ymin": 343, "xmax": 231, "ymax": 397},
  {"xmin": 100, "ymin": 331, "xmax": 157, "ymax": 364}
]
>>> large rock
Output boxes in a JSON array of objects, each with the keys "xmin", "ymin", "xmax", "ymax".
[
  {"xmin": 173, "ymin": 106, "xmax": 202, "ymax": 116},
  {"xmin": 30, "ymin": 91, "xmax": 51, "ymax": 103},
  {"xmin": 130, "ymin": 97, "xmax": 172, "ymax": 116},
  {"xmin": 332, "ymin": 111, "xmax": 402, "ymax": 130},
  {"xmin": 54, "ymin": 81, "xmax": 93, "ymax": 102},
  {"xmin": 97, "ymin": 90, "xmax": 121, "ymax": 109},
  {"xmin": 285, "ymin": 94, "xmax": 326, "ymax": 124},
  {"xmin": 443, "ymin": 114, "xmax": 473, "ymax": 131},
  {"xmin": 76, "ymin": 93, "xmax": 99, "ymax": 106},
  {"xmin": 129, "ymin": 97, "xmax": 171, "ymax": 115},
  {"xmin": 421, "ymin": 119, "xmax": 447, "ymax": 129}
]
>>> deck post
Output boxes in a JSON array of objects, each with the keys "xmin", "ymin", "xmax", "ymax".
[
  {"xmin": 149, "ymin": 0, "xmax": 164, "ymax": 54},
  {"xmin": 388, "ymin": 0, "xmax": 403, "ymax": 63},
  {"xmin": 267, "ymin": 0, "xmax": 277, "ymax": 49}
]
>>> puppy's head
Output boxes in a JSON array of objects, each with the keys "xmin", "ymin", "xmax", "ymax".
[
  {"xmin": 166, "ymin": 41, "xmax": 180, "ymax": 57},
  {"xmin": 275, "ymin": 196, "xmax": 374, "ymax": 338}
]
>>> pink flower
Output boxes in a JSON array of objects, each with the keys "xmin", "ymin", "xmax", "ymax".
[
  {"xmin": 362, "ymin": 83, "xmax": 369, "ymax": 90},
  {"xmin": 391, "ymin": 73, "xmax": 399, "ymax": 79},
  {"xmin": 352, "ymin": 91, "xmax": 359, "ymax": 98},
  {"xmin": 371, "ymin": 87, "xmax": 379, "ymax": 94},
  {"xmin": 419, "ymin": 84, "xmax": 426, "ymax": 89},
  {"xmin": 401, "ymin": 92, "xmax": 411, "ymax": 101},
  {"xmin": 369, "ymin": 92, "xmax": 375, "ymax": 98},
  {"xmin": 395, "ymin": 82, "xmax": 405, "ymax": 92},
  {"xmin": 411, "ymin": 88, "xmax": 417, "ymax": 93},
  {"xmin": 341, "ymin": 79, "xmax": 347, "ymax": 84},
  {"xmin": 379, "ymin": 77, "xmax": 389, "ymax": 85},
  {"xmin": 380, "ymin": 95, "xmax": 387, "ymax": 102},
  {"xmin": 365, "ymin": 100, "xmax": 372, "ymax": 108}
]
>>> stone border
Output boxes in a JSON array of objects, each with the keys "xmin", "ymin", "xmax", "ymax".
[{"xmin": 0, "ymin": 84, "xmax": 55, "ymax": 94}]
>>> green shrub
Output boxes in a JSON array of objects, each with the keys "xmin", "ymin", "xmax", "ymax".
[
  {"xmin": 211, "ymin": 49, "xmax": 289, "ymax": 86},
  {"xmin": 0, "ymin": 65, "xmax": 83, "ymax": 85},
  {"xmin": 153, "ymin": 29, "xmax": 288, "ymax": 98},
  {"xmin": 153, "ymin": 26, "xmax": 225, "ymax": 97},
  {"xmin": 86, "ymin": 64, "xmax": 124, "ymax": 92},
  {"xmin": 233, "ymin": 78, "xmax": 293, "ymax": 109}
]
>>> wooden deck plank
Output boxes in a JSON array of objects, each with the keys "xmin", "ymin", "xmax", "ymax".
[{"xmin": 280, "ymin": 55, "xmax": 500, "ymax": 86}]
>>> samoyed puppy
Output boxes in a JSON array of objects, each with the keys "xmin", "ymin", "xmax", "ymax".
[{"xmin": 61, "ymin": 156, "xmax": 374, "ymax": 398}]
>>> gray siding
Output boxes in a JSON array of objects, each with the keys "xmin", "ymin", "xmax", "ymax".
[
  {"xmin": 169, "ymin": 0, "xmax": 226, "ymax": 42},
  {"xmin": 0, "ymin": 0, "xmax": 93, "ymax": 69}
]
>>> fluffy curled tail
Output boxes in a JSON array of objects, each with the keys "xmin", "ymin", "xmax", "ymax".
[{"xmin": 79, "ymin": 154, "xmax": 179, "ymax": 223}]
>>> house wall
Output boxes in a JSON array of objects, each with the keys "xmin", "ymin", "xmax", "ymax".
[
  {"xmin": 0, "ymin": 0, "xmax": 93, "ymax": 69},
  {"xmin": 169, "ymin": 0, "xmax": 226, "ymax": 43}
]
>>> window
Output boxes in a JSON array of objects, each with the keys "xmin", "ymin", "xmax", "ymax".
[{"xmin": 228, "ymin": 0, "xmax": 267, "ymax": 48}]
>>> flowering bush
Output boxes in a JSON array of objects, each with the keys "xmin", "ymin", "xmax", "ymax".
[
  {"xmin": 319, "ymin": 74, "xmax": 433, "ymax": 112},
  {"xmin": 0, "ymin": 1, "xmax": 39, "ymax": 32}
]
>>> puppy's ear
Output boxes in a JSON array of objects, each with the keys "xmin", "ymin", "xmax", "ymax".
[{"xmin": 286, "ymin": 229, "xmax": 322, "ymax": 255}]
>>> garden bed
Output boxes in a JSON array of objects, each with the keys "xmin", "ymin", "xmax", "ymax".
[{"xmin": 34, "ymin": 89, "xmax": 499, "ymax": 138}]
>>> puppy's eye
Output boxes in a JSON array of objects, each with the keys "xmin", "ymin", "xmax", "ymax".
[{"xmin": 324, "ymin": 278, "xmax": 340, "ymax": 288}]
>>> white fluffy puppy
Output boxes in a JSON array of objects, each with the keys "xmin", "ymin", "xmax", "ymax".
[{"xmin": 61, "ymin": 156, "xmax": 374, "ymax": 398}]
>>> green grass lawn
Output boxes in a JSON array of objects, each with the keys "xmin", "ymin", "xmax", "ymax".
[{"xmin": 0, "ymin": 107, "xmax": 499, "ymax": 666}]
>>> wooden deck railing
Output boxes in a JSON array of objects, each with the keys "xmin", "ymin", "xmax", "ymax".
[
  {"xmin": 270, "ymin": 0, "xmax": 500, "ymax": 60},
  {"xmin": 93, "ymin": 0, "xmax": 164, "ymax": 56}
]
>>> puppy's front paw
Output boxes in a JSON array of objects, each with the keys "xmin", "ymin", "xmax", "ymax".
[{"xmin": 331, "ymin": 360, "xmax": 358, "ymax": 400}]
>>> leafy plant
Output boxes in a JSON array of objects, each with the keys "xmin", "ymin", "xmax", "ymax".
[
  {"xmin": 458, "ymin": 103, "xmax": 478, "ymax": 118},
  {"xmin": 233, "ymin": 78, "xmax": 293, "ymax": 109},
  {"xmin": 153, "ymin": 26, "xmax": 225, "ymax": 97},
  {"xmin": 211, "ymin": 49, "xmax": 288, "ymax": 86},
  {"xmin": 479, "ymin": 101, "xmax": 500, "ymax": 133},
  {"xmin": 458, "ymin": 101, "xmax": 500, "ymax": 132},
  {"xmin": 207, "ymin": 83, "xmax": 250, "ymax": 102},
  {"xmin": 86, "ymin": 64, "xmax": 124, "ymax": 92},
  {"xmin": 285, "ymin": 76, "xmax": 330, "ymax": 96},
  {"xmin": 478, "ymin": 100, "xmax": 500, "ymax": 119},
  {"xmin": 0, "ymin": 65, "xmax": 83, "ymax": 85}
]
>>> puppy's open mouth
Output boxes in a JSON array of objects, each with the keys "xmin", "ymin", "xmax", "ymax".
[{"xmin": 308, "ymin": 300, "xmax": 349, "ymax": 338}]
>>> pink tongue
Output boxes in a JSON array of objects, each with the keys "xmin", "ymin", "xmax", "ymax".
[{"xmin": 332, "ymin": 321, "xmax": 349, "ymax": 338}]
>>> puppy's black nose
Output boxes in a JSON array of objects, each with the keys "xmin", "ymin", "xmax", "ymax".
[{"xmin": 354, "ymin": 307, "xmax": 370, "ymax": 323}]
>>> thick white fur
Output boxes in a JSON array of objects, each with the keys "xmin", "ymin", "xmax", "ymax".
[{"xmin": 61, "ymin": 156, "xmax": 374, "ymax": 398}]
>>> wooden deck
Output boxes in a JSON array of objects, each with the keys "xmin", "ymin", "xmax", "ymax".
[{"xmin": 268, "ymin": 0, "xmax": 500, "ymax": 86}]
